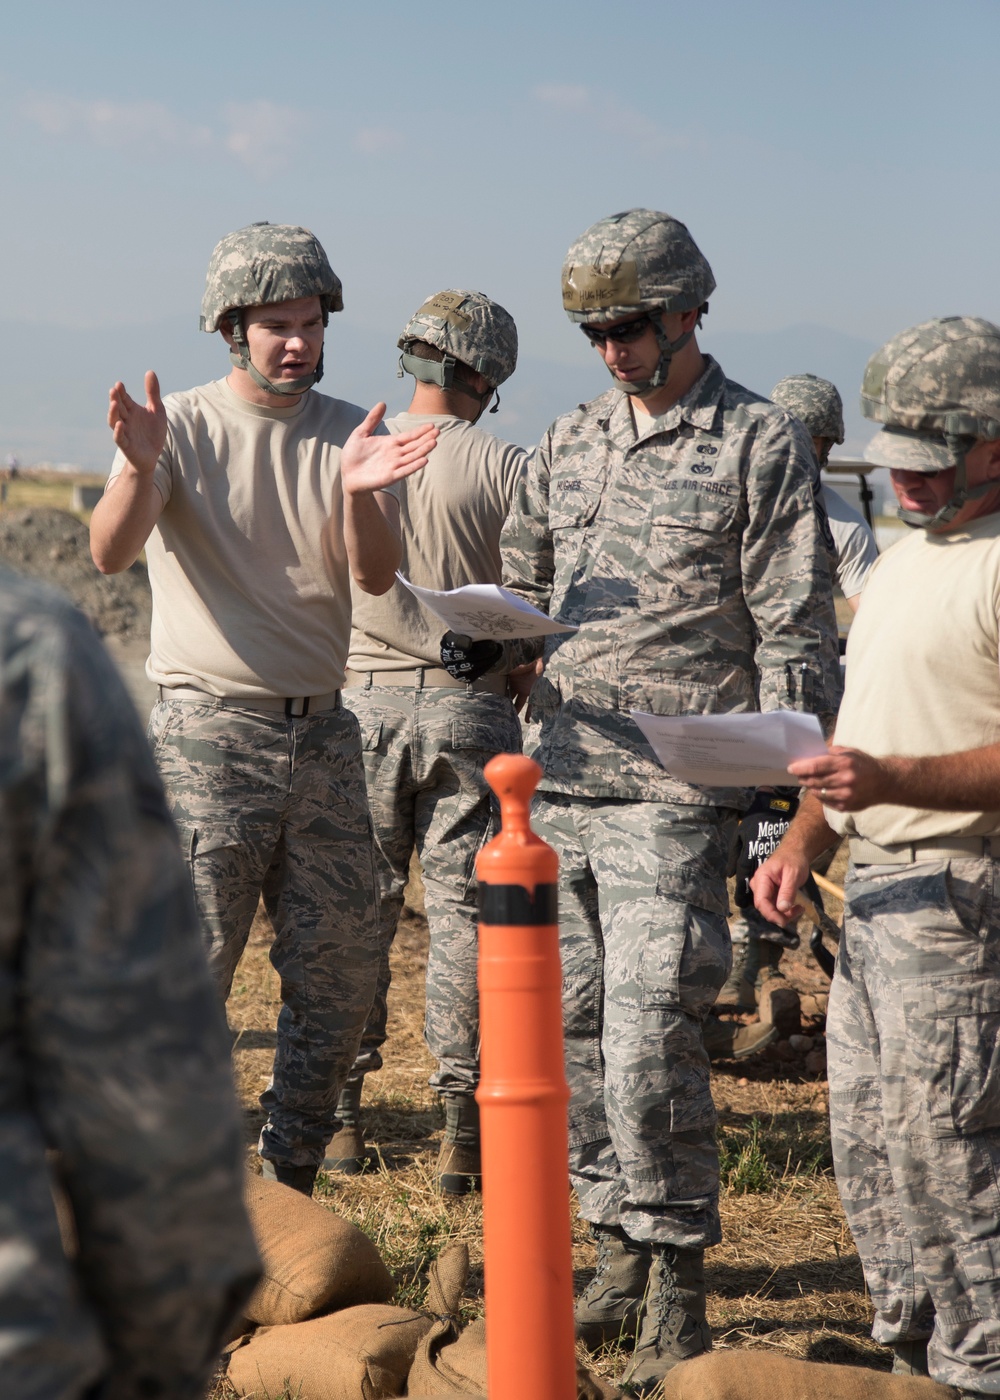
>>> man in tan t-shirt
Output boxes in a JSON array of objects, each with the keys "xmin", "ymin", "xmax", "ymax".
[
  {"xmin": 751, "ymin": 318, "xmax": 1000, "ymax": 1397},
  {"xmin": 89, "ymin": 222, "xmax": 438, "ymax": 1196},
  {"xmin": 323, "ymin": 290, "xmax": 526, "ymax": 1194}
]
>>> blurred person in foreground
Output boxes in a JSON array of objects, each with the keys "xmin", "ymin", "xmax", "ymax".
[
  {"xmin": 753, "ymin": 317, "xmax": 1000, "ymax": 1399},
  {"xmin": 0, "ymin": 569, "xmax": 258, "ymax": 1399}
]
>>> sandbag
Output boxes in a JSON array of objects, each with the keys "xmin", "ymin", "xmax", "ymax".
[
  {"xmin": 407, "ymin": 1245, "xmax": 620, "ymax": 1399},
  {"xmin": 244, "ymin": 1171, "xmax": 394, "ymax": 1325},
  {"xmin": 660, "ymin": 1351, "xmax": 957, "ymax": 1400},
  {"xmin": 227, "ymin": 1303, "xmax": 433, "ymax": 1400}
]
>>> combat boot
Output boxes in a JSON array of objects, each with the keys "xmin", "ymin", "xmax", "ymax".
[
  {"xmin": 716, "ymin": 937, "xmax": 755, "ymax": 1010},
  {"xmin": 624, "ymin": 1244, "xmax": 711, "ymax": 1394},
  {"xmin": 702, "ymin": 1012, "xmax": 780, "ymax": 1062},
  {"xmin": 260, "ymin": 1158, "xmax": 317, "ymax": 1196},
  {"xmin": 323, "ymin": 1078, "xmax": 369, "ymax": 1175},
  {"xmin": 574, "ymin": 1223, "xmax": 652, "ymax": 1351},
  {"xmin": 891, "ymin": 1340, "xmax": 929, "ymax": 1376},
  {"xmin": 437, "ymin": 1096, "xmax": 481, "ymax": 1195}
]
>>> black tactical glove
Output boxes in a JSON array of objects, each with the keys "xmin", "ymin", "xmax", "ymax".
[{"xmin": 440, "ymin": 632, "xmax": 504, "ymax": 683}]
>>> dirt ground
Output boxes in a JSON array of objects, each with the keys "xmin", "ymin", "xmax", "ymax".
[
  {"xmin": 219, "ymin": 839, "xmax": 886, "ymax": 1398},
  {"xmin": 0, "ymin": 488, "xmax": 881, "ymax": 1393}
]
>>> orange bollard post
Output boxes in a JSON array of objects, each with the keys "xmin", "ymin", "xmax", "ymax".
[{"xmin": 476, "ymin": 753, "xmax": 576, "ymax": 1400}]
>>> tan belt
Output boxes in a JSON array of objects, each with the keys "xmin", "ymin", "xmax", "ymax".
[
  {"xmin": 849, "ymin": 834, "xmax": 1000, "ymax": 865},
  {"xmin": 157, "ymin": 685, "xmax": 341, "ymax": 717},
  {"xmin": 344, "ymin": 667, "xmax": 509, "ymax": 697}
]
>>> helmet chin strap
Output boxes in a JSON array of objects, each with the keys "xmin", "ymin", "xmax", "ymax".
[
  {"xmin": 399, "ymin": 350, "xmax": 498, "ymax": 422},
  {"xmin": 609, "ymin": 319, "xmax": 695, "ymax": 399},
  {"xmin": 228, "ymin": 312, "xmax": 324, "ymax": 396}
]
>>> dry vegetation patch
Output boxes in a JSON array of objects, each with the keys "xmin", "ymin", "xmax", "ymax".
[{"xmin": 217, "ymin": 844, "xmax": 888, "ymax": 1397}]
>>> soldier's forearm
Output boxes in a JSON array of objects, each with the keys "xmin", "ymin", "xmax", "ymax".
[
  {"xmin": 90, "ymin": 468, "xmax": 164, "ymax": 575},
  {"xmin": 877, "ymin": 745, "xmax": 1000, "ymax": 812},
  {"xmin": 782, "ymin": 793, "xmax": 839, "ymax": 864},
  {"xmin": 343, "ymin": 490, "xmax": 401, "ymax": 595}
]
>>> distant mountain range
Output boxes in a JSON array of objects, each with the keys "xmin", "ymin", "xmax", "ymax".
[{"xmin": 0, "ymin": 317, "xmax": 879, "ymax": 471}]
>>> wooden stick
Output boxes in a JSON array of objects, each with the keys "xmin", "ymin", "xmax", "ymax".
[
  {"xmin": 811, "ymin": 870, "xmax": 845, "ymax": 902},
  {"xmin": 797, "ymin": 894, "xmax": 821, "ymax": 926}
]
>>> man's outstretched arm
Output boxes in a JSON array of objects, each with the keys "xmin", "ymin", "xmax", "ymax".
[
  {"xmin": 338, "ymin": 402, "xmax": 438, "ymax": 595},
  {"xmin": 788, "ymin": 742, "xmax": 1000, "ymax": 814},
  {"xmin": 90, "ymin": 371, "xmax": 168, "ymax": 574}
]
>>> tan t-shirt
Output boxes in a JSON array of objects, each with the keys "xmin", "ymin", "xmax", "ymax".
[
  {"xmin": 108, "ymin": 378, "xmax": 381, "ymax": 698},
  {"xmin": 348, "ymin": 412, "xmax": 527, "ymax": 672},
  {"xmin": 828, "ymin": 510, "xmax": 1000, "ymax": 844}
]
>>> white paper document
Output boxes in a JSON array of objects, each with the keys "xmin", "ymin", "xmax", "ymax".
[
  {"xmin": 630, "ymin": 710, "xmax": 827, "ymax": 788},
  {"xmin": 396, "ymin": 574, "xmax": 578, "ymax": 641}
]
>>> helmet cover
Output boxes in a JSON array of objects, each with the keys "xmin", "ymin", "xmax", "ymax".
[
  {"xmin": 200, "ymin": 222, "xmax": 343, "ymax": 332},
  {"xmin": 771, "ymin": 374, "xmax": 845, "ymax": 444},
  {"xmin": 398, "ymin": 289, "xmax": 518, "ymax": 388},
  {"xmin": 561, "ymin": 208, "xmax": 715, "ymax": 326}
]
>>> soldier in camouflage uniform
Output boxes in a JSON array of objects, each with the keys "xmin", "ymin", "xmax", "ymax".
[
  {"xmin": 499, "ymin": 209, "xmax": 841, "ymax": 1393},
  {"xmin": 324, "ymin": 290, "xmax": 525, "ymax": 1193},
  {"xmin": 770, "ymin": 374, "xmax": 878, "ymax": 614},
  {"xmin": 0, "ymin": 568, "xmax": 258, "ymax": 1399},
  {"xmin": 753, "ymin": 317, "xmax": 1000, "ymax": 1398},
  {"xmin": 90, "ymin": 222, "xmax": 438, "ymax": 1195},
  {"xmin": 707, "ymin": 375, "xmax": 879, "ymax": 1046}
]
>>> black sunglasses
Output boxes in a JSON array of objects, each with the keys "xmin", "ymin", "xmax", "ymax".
[{"xmin": 580, "ymin": 316, "xmax": 653, "ymax": 347}]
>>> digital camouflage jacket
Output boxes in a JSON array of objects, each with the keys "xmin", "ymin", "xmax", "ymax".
[
  {"xmin": 0, "ymin": 569, "xmax": 258, "ymax": 1399},
  {"xmin": 501, "ymin": 357, "xmax": 842, "ymax": 805}
]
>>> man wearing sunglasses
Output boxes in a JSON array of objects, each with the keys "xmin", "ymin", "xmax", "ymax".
[{"xmin": 500, "ymin": 209, "xmax": 841, "ymax": 1393}]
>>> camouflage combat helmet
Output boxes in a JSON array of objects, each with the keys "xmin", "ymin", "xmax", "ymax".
[
  {"xmin": 771, "ymin": 375, "xmax": 845, "ymax": 452},
  {"xmin": 398, "ymin": 290, "xmax": 518, "ymax": 420},
  {"xmin": 861, "ymin": 316, "xmax": 1000, "ymax": 528},
  {"xmin": 561, "ymin": 209, "xmax": 715, "ymax": 397},
  {"xmin": 200, "ymin": 222, "xmax": 343, "ymax": 396}
]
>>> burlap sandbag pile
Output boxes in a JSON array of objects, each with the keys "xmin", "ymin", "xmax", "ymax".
[
  {"xmin": 660, "ymin": 1351, "xmax": 958, "ymax": 1400},
  {"xmin": 243, "ymin": 1171, "xmax": 395, "ymax": 1324},
  {"xmin": 406, "ymin": 1242, "xmax": 622, "ymax": 1400},
  {"xmin": 227, "ymin": 1172, "xmax": 430, "ymax": 1400},
  {"xmin": 228, "ymin": 1304, "xmax": 434, "ymax": 1400}
]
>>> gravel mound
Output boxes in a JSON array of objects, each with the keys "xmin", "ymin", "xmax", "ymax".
[{"xmin": 0, "ymin": 508, "xmax": 151, "ymax": 641}]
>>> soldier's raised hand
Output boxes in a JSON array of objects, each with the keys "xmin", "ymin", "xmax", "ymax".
[
  {"xmin": 341, "ymin": 402, "xmax": 437, "ymax": 497},
  {"xmin": 108, "ymin": 371, "xmax": 167, "ymax": 475}
]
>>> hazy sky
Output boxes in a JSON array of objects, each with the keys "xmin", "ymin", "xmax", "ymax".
[{"xmin": 2, "ymin": 0, "xmax": 998, "ymax": 455}]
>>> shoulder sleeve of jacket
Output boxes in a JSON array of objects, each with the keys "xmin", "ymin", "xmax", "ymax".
[
  {"xmin": 739, "ymin": 410, "xmax": 842, "ymax": 728},
  {"xmin": 19, "ymin": 602, "xmax": 259, "ymax": 1396},
  {"xmin": 499, "ymin": 431, "xmax": 554, "ymax": 667},
  {"xmin": 501, "ymin": 430, "xmax": 553, "ymax": 612}
]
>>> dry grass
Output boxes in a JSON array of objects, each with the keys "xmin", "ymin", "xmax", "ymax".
[
  {"xmin": 214, "ymin": 843, "xmax": 888, "ymax": 1397},
  {"xmin": 0, "ymin": 469, "xmax": 104, "ymax": 516}
]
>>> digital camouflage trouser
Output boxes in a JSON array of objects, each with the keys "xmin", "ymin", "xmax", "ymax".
[
  {"xmin": 344, "ymin": 683, "xmax": 522, "ymax": 1097},
  {"xmin": 829, "ymin": 856, "xmax": 1000, "ymax": 1394},
  {"xmin": 532, "ymin": 794, "xmax": 737, "ymax": 1249},
  {"xmin": 148, "ymin": 699, "xmax": 380, "ymax": 1170}
]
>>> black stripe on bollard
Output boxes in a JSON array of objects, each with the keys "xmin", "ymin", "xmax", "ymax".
[{"xmin": 479, "ymin": 882, "xmax": 558, "ymax": 926}]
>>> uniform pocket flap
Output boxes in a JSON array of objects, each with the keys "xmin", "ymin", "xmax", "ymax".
[
  {"xmin": 175, "ymin": 823, "xmax": 241, "ymax": 860},
  {"xmin": 956, "ymin": 1236, "xmax": 1000, "ymax": 1285},
  {"xmin": 620, "ymin": 679, "xmax": 723, "ymax": 718},
  {"xmin": 360, "ymin": 721, "xmax": 383, "ymax": 751},
  {"xmin": 670, "ymin": 1087, "xmax": 716, "ymax": 1134},
  {"xmin": 929, "ymin": 976, "xmax": 1000, "ymax": 1018},
  {"xmin": 451, "ymin": 722, "xmax": 503, "ymax": 751}
]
